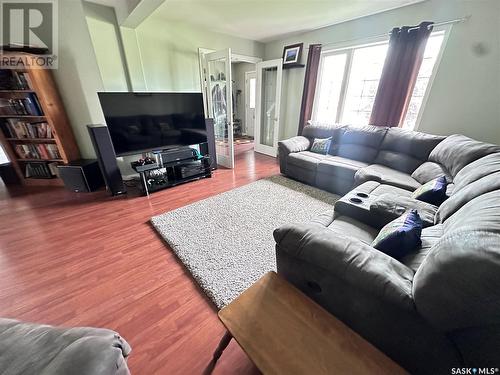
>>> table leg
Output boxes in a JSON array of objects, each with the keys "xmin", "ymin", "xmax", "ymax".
[
  {"xmin": 142, "ymin": 172, "xmax": 149, "ymax": 196},
  {"xmin": 203, "ymin": 330, "xmax": 232, "ymax": 375}
]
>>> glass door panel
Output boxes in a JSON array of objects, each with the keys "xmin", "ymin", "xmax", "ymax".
[
  {"xmin": 254, "ymin": 59, "xmax": 282, "ymax": 156},
  {"xmin": 203, "ymin": 48, "xmax": 234, "ymax": 168}
]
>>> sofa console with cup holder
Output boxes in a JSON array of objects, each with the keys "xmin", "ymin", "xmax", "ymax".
[{"xmin": 274, "ymin": 123, "xmax": 500, "ymax": 374}]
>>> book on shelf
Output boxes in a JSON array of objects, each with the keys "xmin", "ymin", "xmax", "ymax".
[
  {"xmin": 0, "ymin": 70, "xmax": 32, "ymax": 90},
  {"xmin": 14, "ymin": 143, "xmax": 61, "ymax": 160},
  {"xmin": 2, "ymin": 119, "xmax": 52, "ymax": 139},
  {"xmin": 47, "ymin": 161, "xmax": 59, "ymax": 177},
  {"xmin": 0, "ymin": 93, "xmax": 43, "ymax": 116},
  {"xmin": 25, "ymin": 161, "xmax": 53, "ymax": 179}
]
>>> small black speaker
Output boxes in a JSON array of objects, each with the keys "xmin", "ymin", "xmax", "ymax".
[
  {"xmin": 57, "ymin": 159, "xmax": 104, "ymax": 193},
  {"xmin": 87, "ymin": 124, "xmax": 126, "ymax": 196},
  {"xmin": 203, "ymin": 118, "xmax": 217, "ymax": 170}
]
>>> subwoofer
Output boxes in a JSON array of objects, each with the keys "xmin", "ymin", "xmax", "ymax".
[
  {"xmin": 87, "ymin": 124, "xmax": 126, "ymax": 196},
  {"xmin": 57, "ymin": 159, "xmax": 104, "ymax": 192}
]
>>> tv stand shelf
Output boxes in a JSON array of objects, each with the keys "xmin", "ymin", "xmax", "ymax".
[{"xmin": 132, "ymin": 155, "xmax": 211, "ymax": 196}]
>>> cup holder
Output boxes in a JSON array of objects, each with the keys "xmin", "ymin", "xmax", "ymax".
[
  {"xmin": 349, "ymin": 197, "xmax": 363, "ymax": 204},
  {"xmin": 356, "ymin": 192, "xmax": 369, "ymax": 198}
]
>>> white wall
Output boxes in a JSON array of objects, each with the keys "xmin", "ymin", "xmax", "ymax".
[
  {"xmin": 264, "ymin": 0, "xmax": 500, "ymax": 144},
  {"xmin": 54, "ymin": 0, "xmax": 106, "ymax": 158},
  {"xmin": 84, "ymin": 2, "xmax": 130, "ymax": 92},
  {"xmin": 134, "ymin": 16, "xmax": 264, "ymax": 92}
]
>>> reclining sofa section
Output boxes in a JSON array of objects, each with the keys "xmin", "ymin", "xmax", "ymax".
[{"xmin": 276, "ymin": 124, "xmax": 500, "ymax": 374}]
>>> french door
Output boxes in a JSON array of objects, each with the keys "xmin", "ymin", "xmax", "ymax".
[
  {"xmin": 254, "ymin": 59, "xmax": 283, "ymax": 156},
  {"xmin": 200, "ymin": 48, "xmax": 234, "ymax": 169}
]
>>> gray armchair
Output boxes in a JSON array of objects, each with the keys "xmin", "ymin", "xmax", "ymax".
[{"xmin": 0, "ymin": 318, "xmax": 131, "ymax": 375}]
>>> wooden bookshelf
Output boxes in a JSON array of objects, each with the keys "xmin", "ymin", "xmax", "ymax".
[{"xmin": 0, "ymin": 52, "xmax": 80, "ymax": 186}]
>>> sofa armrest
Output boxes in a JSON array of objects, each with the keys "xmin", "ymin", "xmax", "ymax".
[
  {"xmin": 277, "ymin": 136, "xmax": 311, "ymax": 174},
  {"xmin": 278, "ymin": 136, "xmax": 311, "ymax": 155},
  {"xmin": 370, "ymin": 193, "xmax": 438, "ymax": 227},
  {"xmin": 274, "ymin": 223, "xmax": 415, "ymax": 310}
]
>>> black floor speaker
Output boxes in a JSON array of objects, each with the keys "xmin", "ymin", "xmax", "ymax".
[
  {"xmin": 200, "ymin": 118, "xmax": 217, "ymax": 170},
  {"xmin": 57, "ymin": 159, "xmax": 104, "ymax": 192},
  {"xmin": 87, "ymin": 124, "xmax": 126, "ymax": 196}
]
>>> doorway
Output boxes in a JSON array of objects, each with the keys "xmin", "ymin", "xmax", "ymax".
[
  {"xmin": 232, "ymin": 65, "xmax": 256, "ymax": 156},
  {"xmin": 244, "ymin": 71, "xmax": 256, "ymax": 139},
  {"xmin": 199, "ymin": 49, "xmax": 282, "ymax": 168}
]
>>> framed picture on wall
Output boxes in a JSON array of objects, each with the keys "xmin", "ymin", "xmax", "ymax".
[{"xmin": 282, "ymin": 43, "xmax": 303, "ymax": 66}]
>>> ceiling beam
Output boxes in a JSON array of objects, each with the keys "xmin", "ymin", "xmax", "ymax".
[{"xmin": 121, "ymin": 0, "xmax": 167, "ymax": 28}]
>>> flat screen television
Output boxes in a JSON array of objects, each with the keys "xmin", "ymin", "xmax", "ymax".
[{"xmin": 98, "ymin": 92, "xmax": 207, "ymax": 156}]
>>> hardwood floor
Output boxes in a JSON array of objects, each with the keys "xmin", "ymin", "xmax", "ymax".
[{"xmin": 0, "ymin": 150, "xmax": 279, "ymax": 375}]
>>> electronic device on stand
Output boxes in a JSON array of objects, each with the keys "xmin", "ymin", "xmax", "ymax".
[
  {"xmin": 131, "ymin": 147, "xmax": 211, "ymax": 196},
  {"xmin": 94, "ymin": 92, "xmax": 217, "ymax": 197}
]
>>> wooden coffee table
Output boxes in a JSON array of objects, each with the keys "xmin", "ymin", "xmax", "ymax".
[{"xmin": 206, "ymin": 272, "xmax": 408, "ymax": 375}]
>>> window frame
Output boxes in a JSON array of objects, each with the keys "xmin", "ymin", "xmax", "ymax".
[
  {"xmin": 311, "ymin": 26, "xmax": 450, "ymax": 130},
  {"xmin": 409, "ymin": 26, "xmax": 450, "ymax": 130}
]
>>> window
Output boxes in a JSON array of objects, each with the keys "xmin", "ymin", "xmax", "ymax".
[
  {"xmin": 249, "ymin": 77, "xmax": 256, "ymax": 109},
  {"xmin": 0, "ymin": 145, "xmax": 9, "ymax": 164},
  {"xmin": 313, "ymin": 31, "xmax": 445, "ymax": 129}
]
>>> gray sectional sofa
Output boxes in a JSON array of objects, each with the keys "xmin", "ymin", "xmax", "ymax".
[{"xmin": 275, "ymin": 124, "xmax": 500, "ymax": 374}]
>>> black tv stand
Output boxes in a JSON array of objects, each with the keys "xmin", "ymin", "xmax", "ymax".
[{"xmin": 132, "ymin": 155, "xmax": 211, "ymax": 196}]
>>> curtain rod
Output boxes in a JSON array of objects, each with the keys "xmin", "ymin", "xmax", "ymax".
[{"xmin": 310, "ymin": 15, "xmax": 470, "ymax": 49}]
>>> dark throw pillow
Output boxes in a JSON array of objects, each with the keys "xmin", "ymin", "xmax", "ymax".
[
  {"xmin": 310, "ymin": 137, "xmax": 332, "ymax": 154},
  {"xmin": 411, "ymin": 175, "xmax": 448, "ymax": 206},
  {"xmin": 371, "ymin": 209, "xmax": 423, "ymax": 259}
]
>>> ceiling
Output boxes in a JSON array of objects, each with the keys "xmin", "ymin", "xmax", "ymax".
[{"xmin": 150, "ymin": 0, "xmax": 425, "ymax": 42}]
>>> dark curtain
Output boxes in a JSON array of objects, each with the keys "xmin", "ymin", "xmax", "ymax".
[
  {"xmin": 298, "ymin": 44, "xmax": 322, "ymax": 135},
  {"xmin": 369, "ymin": 21, "xmax": 433, "ymax": 127}
]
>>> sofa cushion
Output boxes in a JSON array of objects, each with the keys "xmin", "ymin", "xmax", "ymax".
[
  {"xmin": 287, "ymin": 151, "xmax": 327, "ymax": 170},
  {"xmin": 370, "ymin": 193, "xmax": 438, "ymax": 228},
  {"xmin": 374, "ymin": 128, "xmax": 445, "ymax": 174},
  {"xmin": 336, "ymin": 125, "xmax": 387, "ymax": 163},
  {"xmin": 443, "ymin": 189, "xmax": 500, "ymax": 236},
  {"xmin": 303, "ymin": 122, "xmax": 345, "ymax": 140},
  {"xmin": 400, "ymin": 224, "xmax": 443, "ymax": 272},
  {"xmin": 414, "ymin": 190, "xmax": 500, "ymax": 332},
  {"xmin": 429, "ymin": 134, "xmax": 500, "ymax": 178},
  {"xmin": 370, "ymin": 183, "xmax": 413, "ymax": 197},
  {"xmin": 411, "ymin": 161, "xmax": 452, "ymax": 184},
  {"xmin": 355, "ymin": 164, "xmax": 421, "ymax": 191},
  {"xmin": 435, "ymin": 172, "xmax": 500, "ymax": 223},
  {"xmin": 373, "ymin": 150, "xmax": 423, "ymax": 175},
  {"xmin": 328, "ymin": 215, "xmax": 379, "ymax": 245},
  {"xmin": 317, "ymin": 156, "xmax": 369, "ymax": 180},
  {"xmin": 278, "ymin": 136, "xmax": 311, "ymax": 156},
  {"xmin": 348, "ymin": 181, "xmax": 413, "ymax": 198},
  {"xmin": 411, "ymin": 176, "xmax": 448, "ymax": 206},
  {"xmin": 310, "ymin": 210, "xmax": 336, "ymax": 227},
  {"xmin": 310, "ymin": 137, "xmax": 332, "ymax": 154},
  {"xmin": 372, "ymin": 209, "xmax": 423, "ymax": 260},
  {"xmin": 452, "ymin": 152, "xmax": 500, "ymax": 193}
]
